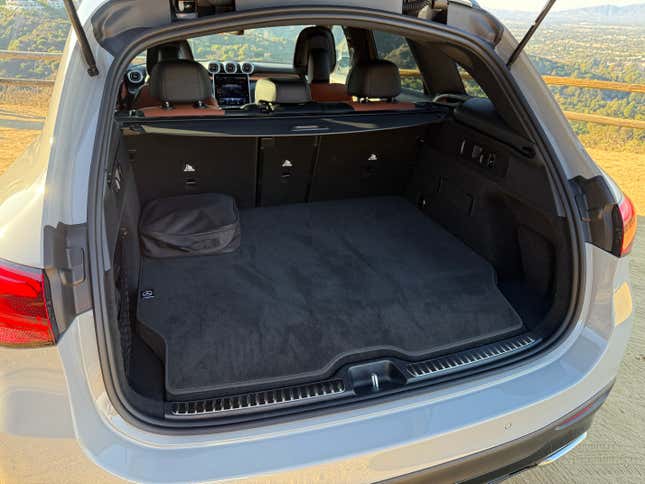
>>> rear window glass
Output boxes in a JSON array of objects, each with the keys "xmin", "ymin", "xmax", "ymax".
[
  {"xmin": 373, "ymin": 31, "xmax": 425, "ymax": 96},
  {"xmin": 189, "ymin": 27, "xmax": 310, "ymax": 65},
  {"xmin": 458, "ymin": 66, "xmax": 488, "ymax": 99},
  {"xmin": 331, "ymin": 26, "xmax": 351, "ymax": 83}
]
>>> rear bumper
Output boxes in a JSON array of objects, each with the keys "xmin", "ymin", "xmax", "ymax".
[
  {"xmin": 386, "ymin": 383, "xmax": 611, "ymax": 483},
  {"xmin": 63, "ymin": 309, "xmax": 631, "ymax": 481}
]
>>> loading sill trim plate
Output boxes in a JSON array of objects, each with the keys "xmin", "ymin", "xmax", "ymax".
[
  {"xmin": 406, "ymin": 334, "xmax": 540, "ymax": 380},
  {"xmin": 166, "ymin": 333, "xmax": 540, "ymax": 420},
  {"xmin": 168, "ymin": 379, "xmax": 347, "ymax": 418}
]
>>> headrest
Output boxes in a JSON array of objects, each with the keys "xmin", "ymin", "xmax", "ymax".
[
  {"xmin": 149, "ymin": 60, "xmax": 212, "ymax": 104},
  {"xmin": 307, "ymin": 48, "xmax": 332, "ymax": 83},
  {"xmin": 347, "ymin": 60, "xmax": 401, "ymax": 99},
  {"xmin": 255, "ymin": 78, "xmax": 312, "ymax": 104},
  {"xmin": 293, "ymin": 26, "xmax": 337, "ymax": 79},
  {"xmin": 146, "ymin": 40, "xmax": 194, "ymax": 75}
]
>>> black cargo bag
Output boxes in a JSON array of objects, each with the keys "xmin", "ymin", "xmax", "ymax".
[{"xmin": 140, "ymin": 193, "xmax": 241, "ymax": 258}]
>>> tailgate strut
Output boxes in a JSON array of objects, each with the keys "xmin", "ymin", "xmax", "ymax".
[
  {"xmin": 63, "ymin": 0, "xmax": 99, "ymax": 76},
  {"xmin": 507, "ymin": 0, "xmax": 556, "ymax": 67}
]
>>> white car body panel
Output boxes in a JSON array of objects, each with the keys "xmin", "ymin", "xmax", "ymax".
[{"xmin": 0, "ymin": 137, "xmax": 48, "ymax": 268}]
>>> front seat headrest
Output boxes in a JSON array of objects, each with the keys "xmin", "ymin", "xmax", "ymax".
[
  {"xmin": 307, "ymin": 48, "xmax": 332, "ymax": 83},
  {"xmin": 347, "ymin": 60, "xmax": 402, "ymax": 99},
  {"xmin": 293, "ymin": 26, "xmax": 337, "ymax": 81},
  {"xmin": 255, "ymin": 78, "xmax": 312, "ymax": 104},
  {"xmin": 146, "ymin": 40, "xmax": 194, "ymax": 76},
  {"xmin": 149, "ymin": 60, "xmax": 212, "ymax": 105}
]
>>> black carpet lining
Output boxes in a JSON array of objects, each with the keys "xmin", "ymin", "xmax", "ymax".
[{"xmin": 136, "ymin": 197, "xmax": 523, "ymax": 397}]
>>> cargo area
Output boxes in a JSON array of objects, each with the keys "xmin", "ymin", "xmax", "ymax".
[
  {"xmin": 99, "ymin": 28, "xmax": 574, "ymax": 417},
  {"xmin": 104, "ymin": 112, "xmax": 573, "ymax": 414},
  {"xmin": 137, "ymin": 196, "xmax": 524, "ymax": 397}
]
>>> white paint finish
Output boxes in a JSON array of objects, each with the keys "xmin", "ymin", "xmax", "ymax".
[
  {"xmin": 41, "ymin": 28, "xmax": 113, "ymax": 230},
  {"xmin": 0, "ymin": 140, "xmax": 48, "ymax": 267}
]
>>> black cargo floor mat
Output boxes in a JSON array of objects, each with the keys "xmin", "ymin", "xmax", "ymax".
[{"xmin": 136, "ymin": 197, "xmax": 523, "ymax": 397}]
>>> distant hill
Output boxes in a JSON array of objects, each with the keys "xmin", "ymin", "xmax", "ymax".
[
  {"xmin": 0, "ymin": 6, "xmax": 67, "ymax": 78},
  {"xmin": 493, "ymin": 3, "xmax": 645, "ymax": 26},
  {"xmin": 3, "ymin": 1, "xmax": 64, "ymax": 11}
]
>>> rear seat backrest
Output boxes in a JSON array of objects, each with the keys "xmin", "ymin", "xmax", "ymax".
[
  {"xmin": 346, "ymin": 60, "xmax": 416, "ymax": 111},
  {"xmin": 310, "ymin": 126, "xmax": 426, "ymax": 202},
  {"xmin": 127, "ymin": 134, "xmax": 258, "ymax": 209},
  {"xmin": 140, "ymin": 59, "xmax": 225, "ymax": 117}
]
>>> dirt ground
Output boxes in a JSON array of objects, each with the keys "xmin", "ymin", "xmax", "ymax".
[
  {"xmin": 0, "ymin": 127, "xmax": 41, "ymax": 173},
  {"xmin": 510, "ymin": 217, "xmax": 645, "ymax": 483}
]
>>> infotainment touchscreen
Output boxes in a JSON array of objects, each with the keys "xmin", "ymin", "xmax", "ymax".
[{"xmin": 213, "ymin": 74, "xmax": 250, "ymax": 108}]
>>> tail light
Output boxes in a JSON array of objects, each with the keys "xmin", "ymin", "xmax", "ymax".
[
  {"xmin": 0, "ymin": 260, "xmax": 55, "ymax": 347},
  {"xmin": 617, "ymin": 195, "xmax": 637, "ymax": 256}
]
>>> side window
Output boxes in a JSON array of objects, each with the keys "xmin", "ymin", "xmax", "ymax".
[
  {"xmin": 0, "ymin": 5, "xmax": 69, "ymax": 176},
  {"xmin": 457, "ymin": 66, "xmax": 489, "ymax": 99},
  {"xmin": 331, "ymin": 26, "xmax": 350, "ymax": 83},
  {"xmin": 373, "ymin": 31, "xmax": 425, "ymax": 96}
]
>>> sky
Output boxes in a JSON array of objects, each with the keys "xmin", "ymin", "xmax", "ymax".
[{"xmin": 479, "ymin": 0, "xmax": 641, "ymax": 11}]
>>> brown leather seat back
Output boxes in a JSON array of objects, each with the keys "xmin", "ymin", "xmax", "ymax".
[
  {"xmin": 133, "ymin": 41, "xmax": 195, "ymax": 109},
  {"xmin": 139, "ymin": 60, "xmax": 225, "ymax": 118},
  {"xmin": 309, "ymin": 83, "xmax": 352, "ymax": 102}
]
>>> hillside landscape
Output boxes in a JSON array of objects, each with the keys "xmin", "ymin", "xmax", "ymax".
[{"xmin": 0, "ymin": 1, "xmax": 643, "ymax": 207}]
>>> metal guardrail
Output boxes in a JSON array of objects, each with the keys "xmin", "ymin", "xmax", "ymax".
[
  {"xmin": 0, "ymin": 77, "xmax": 55, "ymax": 87},
  {"xmin": 0, "ymin": 49, "xmax": 62, "ymax": 61},
  {"xmin": 562, "ymin": 111, "xmax": 645, "ymax": 130},
  {"xmin": 541, "ymin": 76, "xmax": 645, "ymax": 95},
  {"xmin": 401, "ymin": 68, "xmax": 645, "ymax": 95},
  {"xmin": 1, "ymin": 51, "xmax": 643, "ymax": 128},
  {"xmin": 0, "ymin": 50, "xmax": 59, "ymax": 87}
]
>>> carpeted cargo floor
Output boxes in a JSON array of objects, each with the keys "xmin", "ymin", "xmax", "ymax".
[{"xmin": 136, "ymin": 197, "xmax": 523, "ymax": 397}]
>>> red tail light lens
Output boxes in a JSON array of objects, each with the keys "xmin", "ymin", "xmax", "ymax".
[
  {"xmin": 0, "ymin": 260, "xmax": 54, "ymax": 347},
  {"xmin": 618, "ymin": 195, "xmax": 637, "ymax": 256}
]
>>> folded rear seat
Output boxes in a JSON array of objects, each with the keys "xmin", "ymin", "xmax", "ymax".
[{"xmin": 347, "ymin": 60, "xmax": 417, "ymax": 112}]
